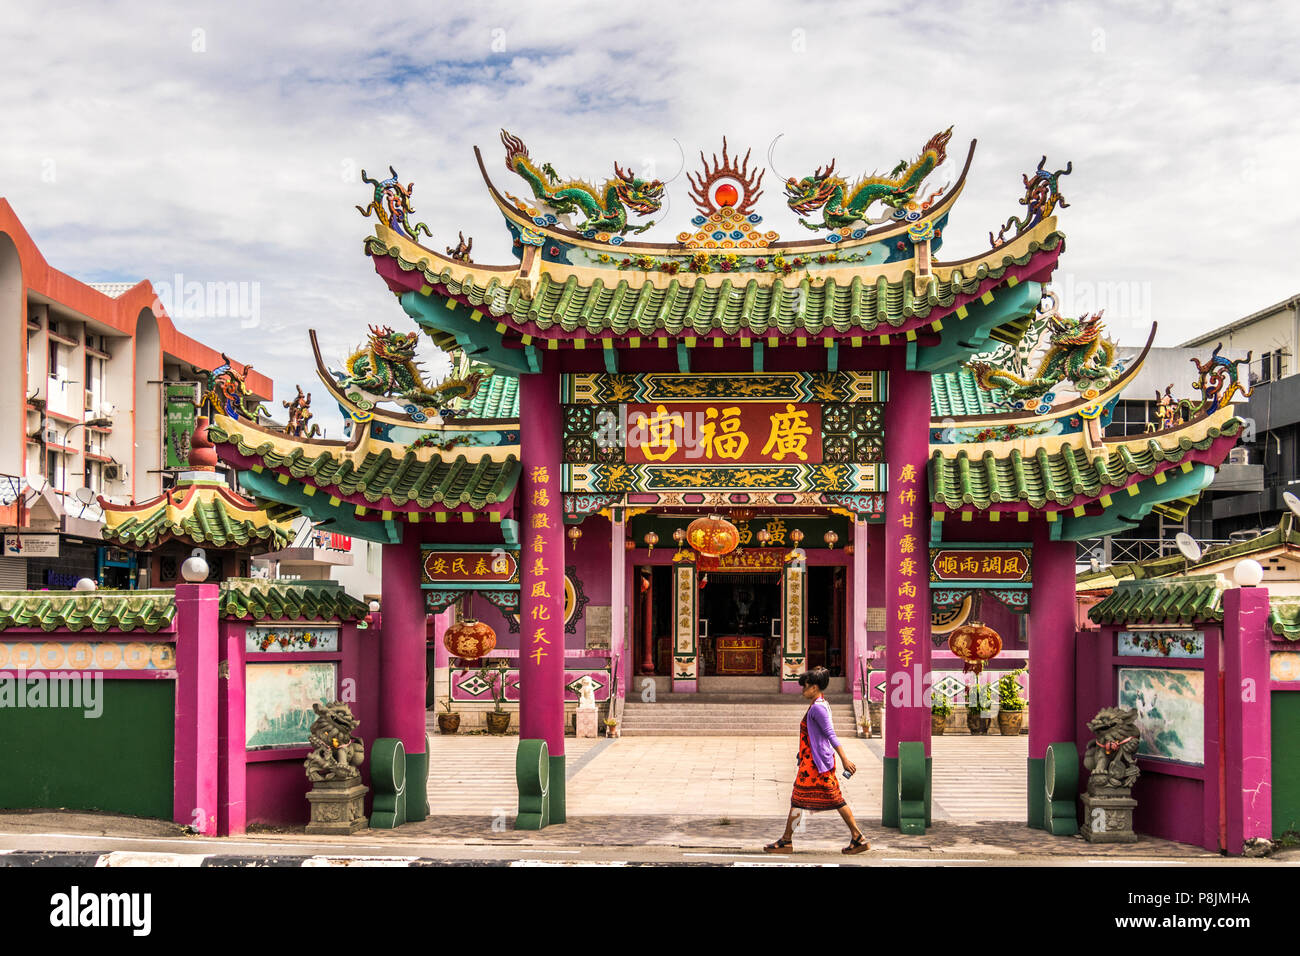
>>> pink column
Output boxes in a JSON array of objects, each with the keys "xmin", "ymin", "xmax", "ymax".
[
  {"xmin": 866, "ymin": 521, "xmax": 886, "ymax": 695},
  {"xmin": 216, "ymin": 619, "xmax": 247, "ymax": 836},
  {"xmin": 883, "ymin": 365, "xmax": 932, "ymax": 827},
  {"xmin": 1223, "ymin": 583, "xmax": 1273, "ymax": 852},
  {"xmin": 380, "ymin": 533, "xmax": 429, "ymax": 820},
  {"xmin": 884, "ymin": 368, "xmax": 932, "ymax": 751},
  {"xmin": 851, "ymin": 518, "xmax": 869, "ymax": 701},
  {"xmin": 519, "ymin": 361, "xmax": 566, "ymax": 821},
  {"xmin": 1027, "ymin": 527, "xmax": 1077, "ymax": 828},
  {"xmin": 610, "ymin": 511, "xmax": 626, "ymax": 701},
  {"xmin": 174, "ymin": 582, "xmax": 220, "ymax": 836}
]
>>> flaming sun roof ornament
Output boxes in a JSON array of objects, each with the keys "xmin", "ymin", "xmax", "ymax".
[{"xmin": 678, "ymin": 138, "xmax": 780, "ymax": 250}]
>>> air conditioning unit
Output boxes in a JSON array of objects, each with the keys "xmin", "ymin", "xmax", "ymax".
[
  {"xmin": 45, "ymin": 427, "xmax": 60, "ymax": 445},
  {"xmin": 1228, "ymin": 447, "xmax": 1250, "ymax": 465},
  {"xmin": 103, "ymin": 463, "xmax": 122, "ymax": 482}
]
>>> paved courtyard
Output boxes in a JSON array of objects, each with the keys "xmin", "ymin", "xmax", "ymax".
[{"xmin": 427, "ymin": 730, "xmax": 1029, "ymax": 822}]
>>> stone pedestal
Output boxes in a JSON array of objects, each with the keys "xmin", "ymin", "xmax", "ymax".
[
  {"xmin": 1081, "ymin": 789, "xmax": 1137, "ymax": 843},
  {"xmin": 306, "ymin": 778, "xmax": 369, "ymax": 835},
  {"xmin": 576, "ymin": 708, "xmax": 598, "ymax": 738}
]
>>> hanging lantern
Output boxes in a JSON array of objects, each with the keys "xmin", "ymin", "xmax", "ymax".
[
  {"xmin": 444, "ymin": 617, "xmax": 498, "ymax": 662},
  {"xmin": 845, "ymin": 544, "xmax": 855, "ymax": 556},
  {"xmin": 624, "ymin": 538, "xmax": 636, "ymax": 552},
  {"xmin": 756, "ymin": 529, "xmax": 773, "ymax": 547},
  {"xmin": 823, "ymin": 530, "xmax": 839, "ymax": 549},
  {"xmin": 790, "ymin": 528, "xmax": 805, "ymax": 545},
  {"xmin": 673, "ymin": 527, "xmax": 687, "ymax": 545},
  {"xmin": 730, "ymin": 508, "xmax": 755, "ymax": 524},
  {"xmin": 686, "ymin": 514, "xmax": 741, "ymax": 558},
  {"xmin": 947, "ymin": 622, "xmax": 1003, "ymax": 674},
  {"xmin": 567, "ymin": 525, "xmax": 583, "ymax": 550},
  {"xmin": 644, "ymin": 531, "xmax": 659, "ymax": 555}
]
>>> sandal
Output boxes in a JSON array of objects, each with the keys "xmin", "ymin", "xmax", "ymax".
[
  {"xmin": 763, "ymin": 838, "xmax": 794, "ymax": 854},
  {"xmin": 842, "ymin": 834, "xmax": 870, "ymax": 855}
]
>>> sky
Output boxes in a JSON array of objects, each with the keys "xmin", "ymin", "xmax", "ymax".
[{"xmin": 1, "ymin": 0, "xmax": 1297, "ymax": 435}]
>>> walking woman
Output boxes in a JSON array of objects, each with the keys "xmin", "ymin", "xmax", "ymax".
[{"xmin": 764, "ymin": 667, "xmax": 869, "ymax": 854}]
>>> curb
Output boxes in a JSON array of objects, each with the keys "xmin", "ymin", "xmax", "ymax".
[{"xmin": 0, "ymin": 850, "xmax": 830, "ymax": 867}]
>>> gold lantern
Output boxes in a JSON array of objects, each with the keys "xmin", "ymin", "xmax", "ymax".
[
  {"xmin": 644, "ymin": 531, "xmax": 659, "ymax": 555},
  {"xmin": 686, "ymin": 514, "xmax": 741, "ymax": 558},
  {"xmin": 566, "ymin": 525, "xmax": 583, "ymax": 550},
  {"xmin": 823, "ymin": 531, "xmax": 839, "ymax": 549},
  {"xmin": 756, "ymin": 529, "xmax": 773, "ymax": 546},
  {"xmin": 790, "ymin": 528, "xmax": 805, "ymax": 545}
]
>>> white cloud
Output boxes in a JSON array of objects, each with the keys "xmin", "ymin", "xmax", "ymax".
[{"xmin": 0, "ymin": 0, "xmax": 1297, "ymax": 435}]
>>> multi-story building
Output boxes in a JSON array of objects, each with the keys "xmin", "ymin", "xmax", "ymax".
[{"xmin": 0, "ymin": 200, "xmax": 272, "ymax": 588}]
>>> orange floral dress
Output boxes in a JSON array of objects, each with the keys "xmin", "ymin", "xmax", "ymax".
[{"xmin": 790, "ymin": 711, "xmax": 845, "ymax": 811}]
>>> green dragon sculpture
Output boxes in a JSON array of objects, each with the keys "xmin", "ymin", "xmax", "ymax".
[
  {"xmin": 338, "ymin": 326, "xmax": 484, "ymax": 408},
  {"xmin": 500, "ymin": 129, "xmax": 664, "ymax": 236},
  {"xmin": 968, "ymin": 310, "xmax": 1123, "ymax": 405},
  {"xmin": 194, "ymin": 353, "xmax": 269, "ymax": 422},
  {"xmin": 785, "ymin": 127, "xmax": 953, "ymax": 231}
]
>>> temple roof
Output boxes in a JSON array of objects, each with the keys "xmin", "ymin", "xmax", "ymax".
[
  {"xmin": 367, "ymin": 221, "xmax": 1061, "ymax": 345},
  {"xmin": 100, "ymin": 477, "xmax": 292, "ymax": 552},
  {"xmin": 1088, "ymin": 575, "xmax": 1300, "ymax": 639},
  {"xmin": 0, "ymin": 580, "xmax": 367, "ymax": 632},
  {"xmin": 451, "ymin": 372, "xmax": 519, "ymax": 419},
  {"xmin": 929, "ymin": 406, "xmax": 1243, "ymax": 538},
  {"xmin": 208, "ymin": 415, "xmax": 520, "ymax": 513}
]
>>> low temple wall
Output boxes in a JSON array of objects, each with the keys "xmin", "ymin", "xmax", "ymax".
[{"xmin": 0, "ymin": 582, "xmax": 372, "ymax": 835}]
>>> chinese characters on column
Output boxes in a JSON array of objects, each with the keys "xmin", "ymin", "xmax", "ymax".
[
  {"xmin": 527, "ymin": 465, "xmax": 554, "ymax": 667},
  {"xmin": 894, "ymin": 462, "xmax": 921, "ymax": 671}
]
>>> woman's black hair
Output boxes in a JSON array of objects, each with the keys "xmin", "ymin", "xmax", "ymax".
[{"xmin": 798, "ymin": 667, "xmax": 830, "ymax": 691}]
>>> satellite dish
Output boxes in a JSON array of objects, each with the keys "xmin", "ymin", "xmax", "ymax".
[
  {"xmin": 73, "ymin": 487, "xmax": 95, "ymax": 505},
  {"xmin": 1176, "ymin": 532, "xmax": 1202, "ymax": 563},
  {"xmin": 26, "ymin": 476, "xmax": 48, "ymax": 497},
  {"xmin": 1284, "ymin": 491, "xmax": 1300, "ymax": 520}
]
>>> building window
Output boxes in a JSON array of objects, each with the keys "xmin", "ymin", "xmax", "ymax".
[
  {"xmin": 1276, "ymin": 349, "xmax": 1287, "ymax": 380},
  {"xmin": 1107, "ymin": 399, "xmax": 1152, "ymax": 436}
]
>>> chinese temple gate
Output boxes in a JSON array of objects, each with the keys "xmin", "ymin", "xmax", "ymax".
[{"xmin": 210, "ymin": 130, "xmax": 1243, "ymax": 832}]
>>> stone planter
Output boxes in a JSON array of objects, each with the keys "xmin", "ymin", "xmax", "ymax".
[
  {"xmin": 998, "ymin": 710, "xmax": 1024, "ymax": 736},
  {"xmin": 486, "ymin": 710, "xmax": 512, "ymax": 735},
  {"xmin": 966, "ymin": 708, "xmax": 992, "ymax": 735},
  {"xmin": 437, "ymin": 712, "xmax": 461, "ymax": 734},
  {"xmin": 931, "ymin": 713, "xmax": 948, "ymax": 735}
]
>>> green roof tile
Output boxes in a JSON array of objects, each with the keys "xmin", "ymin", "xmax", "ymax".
[
  {"xmin": 365, "ymin": 230, "xmax": 1065, "ymax": 337},
  {"xmin": 219, "ymin": 580, "xmax": 368, "ymax": 622},
  {"xmin": 930, "ymin": 417, "xmax": 1243, "ymax": 510},
  {"xmin": 454, "ymin": 373, "xmax": 519, "ymax": 419},
  {"xmin": 208, "ymin": 423, "xmax": 520, "ymax": 509},
  {"xmin": 1089, "ymin": 576, "xmax": 1300, "ymax": 641},
  {"xmin": 931, "ymin": 368, "xmax": 1010, "ymax": 418},
  {"xmin": 0, "ymin": 590, "xmax": 178, "ymax": 632},
  {"xmin": 101, "ymin": 487, "xmax": 291, "ymax": 552}
]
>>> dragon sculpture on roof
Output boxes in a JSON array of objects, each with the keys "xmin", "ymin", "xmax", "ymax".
[
  {"xmin": 785, "ymin": 127, "xmax": 952, "ymax": 231},
  {"xmin": 195, "ymin": 354, "xmax": 268, "ymax": 422},
  {"xmin": 969, "ymin": 309, "xmax": 1123, "ymax": 405},
  {"xmin": 337, "ymin": 326, "xmax": 483, "ymax": 409},
  {"xmin": 356, "ymin": 166, "xmax": 433, "ymax": 242},
  {"xmin": 500, "ymin": 129, "xmax": 664, "ymax": 236}
]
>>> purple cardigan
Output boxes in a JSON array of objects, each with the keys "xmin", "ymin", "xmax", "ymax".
[{"xmin": 806, "ymin": 697, "xmax": 840, "ymax": 773}]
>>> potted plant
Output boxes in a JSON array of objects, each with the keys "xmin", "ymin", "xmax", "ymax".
[
  {"xmin": 436, "ymin": 696, "xmax": 460, "ymax": 735},
  {"xmin": 931, "ymin": 692, "xmax": 952, "ymax": 735},
  {"xmin": 997, "ymin": 668, "xmax": 1026, "ymax": 736},
  {"xmin": 965, "ymin": 676, "xmax": 992, "ymax": 735},
  {"xmin": 603, "ymin": 717, "xmax": 619, "ymax": 738},
  {"xmin": 481, "ymin": 663, "xmax": 512, "ymax": 735}
]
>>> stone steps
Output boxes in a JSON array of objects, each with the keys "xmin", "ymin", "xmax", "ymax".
[{"xmin": 620, "ymin": 696, "xmax": 857, "ymax": 736}]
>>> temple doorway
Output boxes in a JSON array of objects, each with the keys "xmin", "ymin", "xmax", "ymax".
[{"xmin": 633, "ymin": 563, "xmax": 847, "ymax": 681}]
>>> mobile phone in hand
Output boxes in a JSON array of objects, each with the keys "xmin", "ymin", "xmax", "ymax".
[{"xmin": 842, "ymin": 767, "xmax": 854, "ymax": 779}]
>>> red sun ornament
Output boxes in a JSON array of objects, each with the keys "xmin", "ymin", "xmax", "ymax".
[
  {"xmin": 947, "ymin": 622, "xmax": 1002, "ymax": 674},
  {"xmin": 443, "ymin": 618, "xmax": 497, "ymax": 662},
  {"xmin": 714, "ymin": 183, "xmax": 739, "ymax": 208},
  {"xmin": 686, "ymin": 514, "xmax": 741, "ymax": 558}
]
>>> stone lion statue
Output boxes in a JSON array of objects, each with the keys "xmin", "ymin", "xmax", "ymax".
[
  {"xmin": 1083, "ymin": 706, "xmax": 1141, "ymax": 794},
  {"xmin": 305, "ymin": 701, "xmax": 366, "ymax": 783}
]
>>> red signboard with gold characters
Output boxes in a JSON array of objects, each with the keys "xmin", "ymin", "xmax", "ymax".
[
  {"xmin": 625, "ymin": 402, "xmax": 823, "ymax": 465},
  {"xmin": 422, "ymin": 549, "xmax": 520, "ymax": 586},
  {"xmin": 928, "ymin": 548, "xmax": 1031, "ymax": 584}
]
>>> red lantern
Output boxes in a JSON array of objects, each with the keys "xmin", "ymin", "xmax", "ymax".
[
  {"xmin": 444, "ymin": 618, "xmax": 497, "ymax": 661},
  {"xmin": 686, "ymin": 514, "xmax": 740, "ymax": 558},
  {"xmin": 947, "ymin": 622, "xmax": 1002, "ymax": 674}
]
